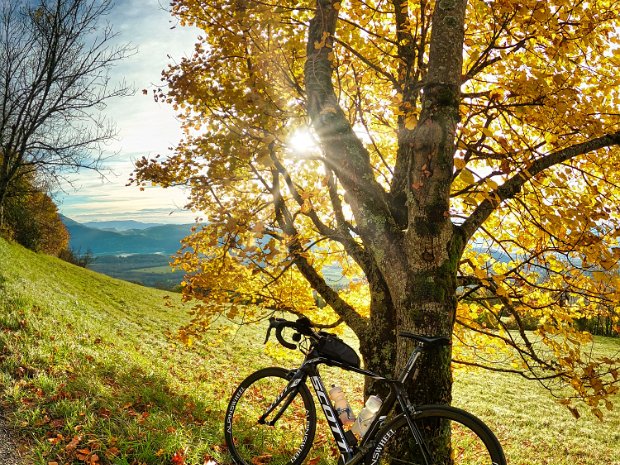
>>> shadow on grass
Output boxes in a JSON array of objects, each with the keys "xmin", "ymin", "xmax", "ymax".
[{"xmin": 0, "ymin": 307, "xmax": 227, "ymax": 464}]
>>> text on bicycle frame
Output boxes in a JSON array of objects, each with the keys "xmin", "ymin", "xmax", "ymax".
[{"xmin": 310, "ymin": 376, "xmax": 353, "ymax": 455}]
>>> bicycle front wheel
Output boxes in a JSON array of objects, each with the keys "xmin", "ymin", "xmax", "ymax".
[
  {"xmin": 224, "ymin": 367, "xmax": 317, "ymax": 465},
  {"xmin": 369, "ymin": 405, "xmax": 506, "ymax": 465}
]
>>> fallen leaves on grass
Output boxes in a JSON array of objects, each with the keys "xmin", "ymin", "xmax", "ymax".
[
  {"xmin": 105, "ymin": 446, "xmax": 120, "ymax": 459},
  {"xmin": 251, "ymin": 454, "xmax": 273, "ymax": 465},
  {"xmin": 171, "ymin": 450, "xmax": 186, "ymax": 465},
  {"xmin": 75, "ymin": 448, "xmax": 100, "ymax": 464},
  {"xmin": 65, "ymin": 435, "xmax": 83, "ymax": 452}
]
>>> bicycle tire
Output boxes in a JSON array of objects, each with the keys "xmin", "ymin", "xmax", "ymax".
[
  {"xmin": 224, "ymin": 367, "xmax": 317, "ymax": 465},
  {"xmin": 368, "ymin": 405, "xmax": 506, "ymax": 465}
]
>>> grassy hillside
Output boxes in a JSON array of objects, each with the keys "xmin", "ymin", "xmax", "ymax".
[
  {"xmin": 0, "ymin": 237, "xmax": 273, "ymax": 464},
  {"xmin": 1, "ymin": 237, "xmax": 619, "ymax": 465}
]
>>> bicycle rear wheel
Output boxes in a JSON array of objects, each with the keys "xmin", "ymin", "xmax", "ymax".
[
  {"xmin": 224, "ymin": 367, "xmax": 317, "ymax": 465},
  {"xmin": 369, "ymin": 405, "xmax": 506, "ymax": 465}
]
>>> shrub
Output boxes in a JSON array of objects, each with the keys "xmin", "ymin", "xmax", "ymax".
[
  {"xmin": 3, "ymin": 188, "xmax": 69, "ymax": 255},
  {"xmin": 58, "ymin": 248, "xmax": 95, "ymax": 268}
]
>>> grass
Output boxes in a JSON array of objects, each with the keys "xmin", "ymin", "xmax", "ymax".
[
  {"xmin": 452, "ymin": 351, "xmax": 620, "ymax": 465},
  {"xmin": 1, "ymin": 237, "xmax": 620, "ymax": 464},
  {"xmin": 88, "ymin": 254, "xmax": 185, "ymax": 290},
  {"xmin": 0, "ymin": 238, "xmax": 275, "ymax": 464},
  {"xmin": 130, "ymin": 266, "xmax": 177, "ymax": 274}
]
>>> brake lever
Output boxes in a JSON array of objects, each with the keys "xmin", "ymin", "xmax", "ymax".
[{"xmin": 264, "ymin": 317, "xmax": 275, "ymax": 344}]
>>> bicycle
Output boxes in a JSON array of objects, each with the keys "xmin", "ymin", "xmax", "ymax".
[{"xmin": 224, "ymin": 317, "xmax": 506, "ymax": 465}]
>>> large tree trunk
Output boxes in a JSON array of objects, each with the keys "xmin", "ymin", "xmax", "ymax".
[
  {"xmin": 358, "ymin": 249, "xmax": 460, "ymax": 464},
  {"xmin": 394, "ymin": 0, "xmax": 467, "ymax": 403},
  {"xmin": 396, "ymin": 266, "xmax": 457, "ymax": 405},
  {"xmin": 359, "ymin": 284, "xmax": 398, "ymax": 398},
  {"xmin": 305, "ymin": 0, "xmax": 466, "ymax": 460}
]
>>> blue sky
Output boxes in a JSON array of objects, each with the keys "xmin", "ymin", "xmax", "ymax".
[{"xmin": 55, "ymin": 0, "xmax": 199, "ymax": 224}]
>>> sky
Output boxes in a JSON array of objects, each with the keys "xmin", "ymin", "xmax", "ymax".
[{"xmin": 55, "ymin": 0, "xmax": 199, "ymax": 224}]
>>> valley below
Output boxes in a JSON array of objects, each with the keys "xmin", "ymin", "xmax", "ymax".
[{"xmin": 62, "ymin": 216, "xmax": 191, "ymax": 290}]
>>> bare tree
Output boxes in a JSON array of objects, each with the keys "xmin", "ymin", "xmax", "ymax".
[{"xmin": 0, "ymin": 0, "xmax": 131, "ymax": 225}]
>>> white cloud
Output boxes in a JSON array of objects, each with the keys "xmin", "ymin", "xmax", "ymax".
[{"xmin": 56, "ymin": 0, "xmax": 200, "ymax": 224}]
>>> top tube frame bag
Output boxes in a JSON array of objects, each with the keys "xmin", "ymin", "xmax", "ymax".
[{"xmin": 316, "ymin": 334, "xmax": 360, "ymax": 368}]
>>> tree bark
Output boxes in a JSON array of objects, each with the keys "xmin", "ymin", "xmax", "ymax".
[
  {"xmin": 305, "ymin": 0, "xmax": 466, "ymax": 459},
  {"xmin": 387, "ymin": 0, "xmax": 467, "ymax": 404},
  {"xmin": 305, "ymin": 0, "xmax": 467, "ymax": 394},
  {"xmin": 360, "ymin": 278, "xmax": 398, "ymax": 398}
]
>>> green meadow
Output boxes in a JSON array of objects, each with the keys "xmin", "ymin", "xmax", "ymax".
[{"xmin": 1, "ymin": 238, "xmax": 619, "ymax": 464}]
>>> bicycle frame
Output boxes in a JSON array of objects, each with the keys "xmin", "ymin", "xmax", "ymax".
[{"xmin": 267, "ymin": 344, "xmax": 432, "ymax": 465}]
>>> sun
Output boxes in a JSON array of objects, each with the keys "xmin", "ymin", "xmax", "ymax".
[{"xmin": 288, "ymin": 127, "xmax": 318, "ymax": 154}]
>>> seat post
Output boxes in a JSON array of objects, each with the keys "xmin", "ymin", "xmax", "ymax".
[{"xmin": 397, "ymin": 346, "xmax": 423, "ymax": 384}]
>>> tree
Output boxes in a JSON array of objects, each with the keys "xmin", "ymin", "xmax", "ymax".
[
  {"xmin": 0, "ymin": 0, "xmax": 131, "ymax": 225},
  {"xmin": 58, "ymin": 247, "xmax": 95, "ymax": 267},
  {"xmin": 136, "ymin": 0, "xmax": 620, "ymax": 427},
  {"xmin": 3, "ymin": 176, "xmax": 69, "ymax": 255}
]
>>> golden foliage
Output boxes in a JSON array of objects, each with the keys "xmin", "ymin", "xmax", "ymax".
[{"xmin": 134, "ymin": 0, "xmax": 620, "ymax": 412}]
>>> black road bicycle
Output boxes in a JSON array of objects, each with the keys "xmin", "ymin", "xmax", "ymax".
[{"xmin": 224, "ymin": 317, "xmax": 506, "ymax": 465}]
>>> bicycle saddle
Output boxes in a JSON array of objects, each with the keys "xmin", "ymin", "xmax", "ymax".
[{"xmin": 398, "ymin": 332, "xmax": 451, "ymax": 347}]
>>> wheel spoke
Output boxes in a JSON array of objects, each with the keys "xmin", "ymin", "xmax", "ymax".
[
  {"xmin": 371, "ymin": 408, "xmax": 505, "ymax": 465},
  {"xmin": 225, "ymin": 368, "xmax": 316, "ymax": 465}
]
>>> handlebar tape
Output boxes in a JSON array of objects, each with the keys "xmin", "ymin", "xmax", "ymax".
[
  {"xmin": 264, "ymin": 317, "xmax": 316, "ymax": 350},
  {"xmin": 276, "ymin": 325, "xmax": 297, "ymax": 350},
  {"xmin": 264, "ymin": 317, "xmax": 297, "ymax": 349}
]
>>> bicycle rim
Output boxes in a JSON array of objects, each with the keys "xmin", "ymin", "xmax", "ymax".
[
  {"xmin": 369, "ymin": 406, "xmax": 506, "ymax": 465},
  {"xmin": 224, "ymin": 367, "xmax": 316, "ymax": 465}
]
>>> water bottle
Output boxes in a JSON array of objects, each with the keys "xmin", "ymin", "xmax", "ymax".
[
  {"xmin": 350, "ymin": 395, "xmax": 382, "ymax": 438},
  {"xmin": 329, "ymin": 385, "xmax": 356, "ymax": 426}
]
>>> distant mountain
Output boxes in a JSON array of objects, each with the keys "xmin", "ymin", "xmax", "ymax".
[
  {"xmin": 83, "ymin": 220, "xmax": 165, "ymax": 231},
  {"xmin": 61, "ymin": 215, "xmax": 193, "ymax": 256}
]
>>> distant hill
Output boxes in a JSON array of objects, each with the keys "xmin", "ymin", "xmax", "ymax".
[
  {"xmin": 61, "ymin": 215, "xmax": 193, "ymax": 256},
  {"xmin": 83, "ymin": 220, "xmax": 165, "ymax": 231}
]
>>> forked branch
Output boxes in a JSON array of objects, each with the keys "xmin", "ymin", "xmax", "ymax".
[{"xmin": 460, "ymin": 131, "xmax": 620, "ymax": 241}]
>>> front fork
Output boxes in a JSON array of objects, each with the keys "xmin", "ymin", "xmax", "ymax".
[
  {"xmin": 257, "ymin": 368, "xmax": 358, "ymax": 462},
  {"xmin": 258, "ymin": 369, "xmax": 304, "ymax": 426}
]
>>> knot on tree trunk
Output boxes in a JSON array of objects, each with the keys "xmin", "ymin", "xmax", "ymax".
[{"xmin": 422, "ymin": 83, "xmax": 460, "ymax": 109}]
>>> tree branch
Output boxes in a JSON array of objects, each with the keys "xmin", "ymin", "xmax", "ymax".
[
  {"xmin": 304, "ymin": 0, "xmax": 401, "ymax": 254},
  {"xmin": 460, "ymin": 131, "xmax": 620, "ymax": 241},
  {"xmin": 270, "ymin": 165, "xmax": 368, "ymax": 334}
]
